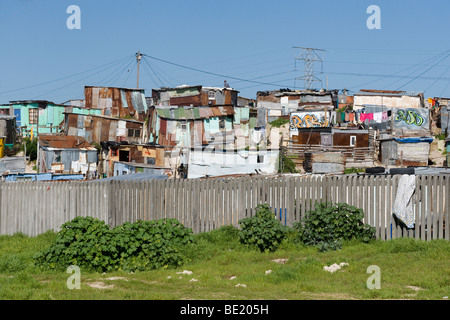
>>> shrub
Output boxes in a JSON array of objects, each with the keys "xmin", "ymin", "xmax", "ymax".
[
  {"xmin": 33, "ymin": 217, "xmax": 194, "ymax": 272},
  {"xmin": 33, "ymin": 216, "xmax": 115, "ymax": 272},
  {"xmin": 269, "ymin": 118, "xmax": 290, "ymax": 128},
  {"xmin": 279, "ymin": 154, "xmax": 298, "ymax": 173},
  {"xmin": 21, "ymin": 138, "xmax": 38, "ymax": 161},
  {"xmin": 293, "ymin": 202, "xmax": 375, "ymax": 251},
  {"xmin": 111, "ymin": 219, "xmax": 194, "ymax": 271},
  {"xmin": 238, "ymin": 203, "xmax": 288, "ymax": 252}
]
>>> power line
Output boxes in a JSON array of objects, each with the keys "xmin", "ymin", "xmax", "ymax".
[
  {"xmin": 143, "ymin": 58, "xmax": 166, "ymax": 87},
  {"xmin": 383, "ymin": 50, "xmax": 450, "ymax": 89},
  {"xmin": 0, "ymin": 55, "xmax": 133, "ymax": 96},
  {"xmin": 396, "ymin": 52, "xmax": 450, "ymax": 90},
  {"xmin": 343, "ymin": 50, "xmax": 450, "ymax": 89},
  {"xmin": 33, "ymin": 57, "xmax": 136, "ymax": 99},
  {"xmin": 142, "ymin": 53, "xmax": 295, "ymax": 88}
]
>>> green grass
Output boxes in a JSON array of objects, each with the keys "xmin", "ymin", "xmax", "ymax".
[
  {"xmin": 268, "ymin": 118, "xmax": 290, "ymax": 128},
  {"xmin": 0, "ymin": 227, "xmax": 449, "ymax": 300}
]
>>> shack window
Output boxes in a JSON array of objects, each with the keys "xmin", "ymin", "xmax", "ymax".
[
  {"xmin": 119, "ymin": 150, "xmax": 129, "ymax": 162},
  {"xmin": 208, "ymin": 91, "xmax": 215, "ymax": 100},
  {"xmin": 350, "ymin": 136, "xmax": 357, "ymax": 147},
  {"xmin": 54, "ymin": 151, "xmax": 62, "ymax": 163},
  {"xmin": 29, "ymin": 108, "xmax": 38, "ymax": 124},
  {"xmin": 128, "ymin": 129, "xmax": 141, "ymax": 138}
]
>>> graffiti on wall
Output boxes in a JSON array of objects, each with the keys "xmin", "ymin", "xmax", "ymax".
[
  {"xmin": 290, "ymin": 112, "xmax": 330, "ymax": 129},
  {"xmin": 394, "ymin": 109, "xmax": 425, "ymax": 126}
]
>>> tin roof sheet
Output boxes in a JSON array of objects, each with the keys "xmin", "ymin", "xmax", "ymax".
[{"xmin": 155, "ymin": 106, "xmax": 234, "ymax": 120}]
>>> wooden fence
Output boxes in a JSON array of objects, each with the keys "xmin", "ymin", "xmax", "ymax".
[{"xmin": 0, "ymin": 174, "xmax": 448, "ymax": 240}]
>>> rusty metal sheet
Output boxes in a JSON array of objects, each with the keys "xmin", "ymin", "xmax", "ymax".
[
  {"xmin": 84, "ymin": 87, "xmax": 92, "ymax": 108},
  {"xmin": 310, "ymin": 152, "xmax": 345, "ymax": 163},
  {"xmin": 170, "ymin": 95, "xmax": 202, "ymax": 106},
  {"xmin": 109, "ymin": 120, "xmax": 118, "ymax": 141},
  {"xmin": 39, "ymin": 135, "xmax": 93, "ymax": 149}
]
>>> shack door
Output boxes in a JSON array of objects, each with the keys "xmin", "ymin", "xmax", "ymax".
[
  {"xmin": 321, "ymin": 133, "xmax": 332, "ymax": 146},
  {"xmin": 14, "ymin": 109, "xmax": 21, "ymax": 128}
]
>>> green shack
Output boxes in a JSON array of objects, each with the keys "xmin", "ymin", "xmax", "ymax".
[{"xmin": 0, "ymin": 100, "xmax": 101, "ymax": 138}]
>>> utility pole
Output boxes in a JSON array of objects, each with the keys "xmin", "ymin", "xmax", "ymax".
[
  {"xmin": 136, "ymin": 51, "xmax": 143, "ymax": 88},
  {"xmin": 293, "ymin": 46, "xmax": 326, "ymax": 90}
]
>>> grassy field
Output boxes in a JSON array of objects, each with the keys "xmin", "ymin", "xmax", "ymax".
[{"xmin": 0, "ymin": 227, "xmax": 449, "ymax": 300}]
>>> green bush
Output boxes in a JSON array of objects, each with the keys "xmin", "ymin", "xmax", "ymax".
[
  {"xmin": 269, "ymin": 118, "xmax": 290, "ymax": 128},
  {"xmin": 33, "ymin": 217, "xmax": 194, "ymax": 272},
  {"xmin": 21, "ymin": 138, "xmax": 38, "ymax": 161},
  {"xmin": 293, "ymin": 202, "xmax": 375, "ymax": 251},
  {"xmin": 111, "ymin": 219, "xmax": 194, "ymax": 271},
  {"xmin": 279, "ymin": 155, "xmax": 298, "ymax": 173},
  {"xmin": 238, "ymin": 203, "xmax": 288, "ymax": 252}
]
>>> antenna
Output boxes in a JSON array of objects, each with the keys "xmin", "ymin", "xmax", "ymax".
[{"xmin": 293, "ymin": 46, "xmax": 326, "ymax": 90}]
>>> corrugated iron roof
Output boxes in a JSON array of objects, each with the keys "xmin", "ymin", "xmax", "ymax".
[
  {"xmin": 155, "ymin": 106, "xmax": 234, "ymax": 120},
  {"xmin": 355, "ymin": 90, "xmax": 423, "ymax": 97},
  {"xmin": 39, "ymin": 135, "xmax": 95, "ymax": 150}
]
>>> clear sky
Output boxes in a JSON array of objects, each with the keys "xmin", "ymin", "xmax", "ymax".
[{"xmin": 1, "ymin": 0, "xmax": 449, "ymax": 104}]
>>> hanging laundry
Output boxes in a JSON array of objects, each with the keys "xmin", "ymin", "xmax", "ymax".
[
  {"xmin": 330, "ymin": 111, "xmax": 336, "ymax": 125},
  {"xmin": 341, "ymin": 112, "xmax": 345, "ymax": 122},
  {"xmin": 382, "ymin": 111, "xmax": 388, "ymax": 120},
  {"xmin": 349, "ymin": 113, "xmax": 355, "ymax": 122},
  {"xmin": 392, "ymin": 175, "xmax": 416, "ymax": 229},
  {"xmin": 360, "ymin": 113, "xmax": 373, "ymax": 122},
  {"xmin": 373, "ymin": 112, "xmax": 382, "ymax": 123},
  {"xmin": 336, "ymin": 112, "xmax": 342, "ymax": 123},
  {"xmin": 387, "ymin": 110, "xmax": 392, "ymax": 117},
  {"xmin": 345, "ymin": 113, "xmax": 350, "ymax": 122}
]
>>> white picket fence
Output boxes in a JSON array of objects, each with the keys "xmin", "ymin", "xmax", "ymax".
[{"xmin": 0, "ymin": 174, "xmax": 448, "ymax": 240}]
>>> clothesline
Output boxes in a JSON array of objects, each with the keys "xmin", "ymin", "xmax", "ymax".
[{"xmin": 331, "ymin": 110, "xmax": 392, "ymax": 124}]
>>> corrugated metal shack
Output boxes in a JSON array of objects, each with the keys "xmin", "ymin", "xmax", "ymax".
[
  {"xmin": 379, "ymin": 136, "xmax": 433, "ymax": 167},
  {"xmin": 0, "ymin": 157, "xmax": 26, "ymax": 175},
  {"xmin": 84, "ymin": 86, "xmax": 148, "ymax": 121},
  {"xmin": 113, "ymin": 161, "xmax": 171, "ymax": 177},
  {"xmin": 99, "ymin": 141, "xmax": 167, "ymax": 178},
  {"xmin": 0, "ymin": 100, "xmax": 101, "ymax": 138},
  {"xmin": 257, "ymin": 89, "xmax": 338, "ymax": 121},
  {"xmin": 0, "ymin": 115, "xmax": 19, "ymax": 155},
  {"xmin": 303, "ymin": 152, "xmax": 345, "ymax": 174},
  {"xmin": 353, "ymin": 90, "xmax": 424, "ymax": 111},
  {"xmin": 64, "ymin": 113, "xmax": 144, "ymax": 144},
  {"xmin": 148, "ymin": 105, "xmax": 239, "ymax": 148},
  {"xmin": 37, "ymin": 135, "xmax": 98, "ymax": 178},
  {"xmin": 287, "ymin": 127, "xmax": 374, "ymax": 170},
  {"xmin": 151, "ymin": 85, "xmax": 239, "ymax": 107},
  {"xmin": 187, "ymin": 149, "xmax": 279, "ymax": 179}
]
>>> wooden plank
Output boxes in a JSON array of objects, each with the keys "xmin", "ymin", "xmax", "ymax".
[
  {"xmin": 432, "ymin": 175, "xmax": 438, "ymax": 240},
  {"xmin": 438, "ymin": 176, "xmax": 444, "ymax": 239},
  {"xmin": 370, "ymin": 176, "xmax": 376, "ymax": 238},
  {"xmin": 305, "ymin": 176, "xmax": 310, "ymax": 213},
  {"xmin": 386, "ymin": 175, "xmax": 392, "ymax": 240},
  {"xmin": 363, "ymin": 176, "xmax": 369, "ymax": 226},
  {"xmin": 426, "ymin": 175, "xmax": 432, "ymax": 241},
  {"xmin": 446, "ymin": 176, "xmax": 450, "ymax": 241},
  {"xmin": 380, "ymin": 176, "xmax": 386, "ymax": 241}
]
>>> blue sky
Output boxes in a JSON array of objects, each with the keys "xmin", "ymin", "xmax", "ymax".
[{"xmin": 1, "ymin": 0, "xmax": 449, "ymax": 104}]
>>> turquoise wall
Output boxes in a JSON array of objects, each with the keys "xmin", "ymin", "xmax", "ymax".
[{"xmin": 0, "ymin": 103, "xmax": 101, "ymax": 137}]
